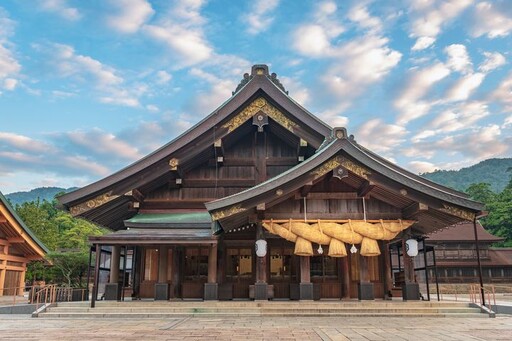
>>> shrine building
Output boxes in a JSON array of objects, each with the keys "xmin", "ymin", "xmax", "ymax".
[{"xmin": 58, "ymin": 65, "xmax": 485, "ymax": 303}]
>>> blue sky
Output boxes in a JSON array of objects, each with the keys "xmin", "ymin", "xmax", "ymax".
[{"xmin": 1, "ymin": 0, "xmax": 511, "ymax": 194}]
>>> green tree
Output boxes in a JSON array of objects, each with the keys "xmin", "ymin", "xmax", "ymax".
[
  {"xmin": 15, "ymin": 199, "xmax": 59, "ymax": 250},
  {"xmin": 47, "ymin": 251, "xmax": 89, "ymax": 287}
]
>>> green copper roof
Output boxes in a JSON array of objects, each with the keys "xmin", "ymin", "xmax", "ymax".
[{"xmin": 125, "ymin": 212, "xmax": 212, "ymax": 224}]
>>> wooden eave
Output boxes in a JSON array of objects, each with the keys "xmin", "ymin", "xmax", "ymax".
[
  {"xmin": 205, "ymin": 131, "xmax": 485, "ymax": 234},
  {"xmin": 58, "ymin": 68, "xmax": 330, "ymax": 222},
  {"xmin": 0, "ymin": 191, "xmax": 48, "ymax": 258}
]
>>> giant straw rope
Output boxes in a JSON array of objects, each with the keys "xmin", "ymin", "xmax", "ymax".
[{"xmin": 262, "ymin": 219, "xmax": 413, "ymax": 257}]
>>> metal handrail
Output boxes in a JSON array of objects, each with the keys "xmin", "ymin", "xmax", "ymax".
[
  {"xmin": 1, "ymin": 285, "xmax": 88, "ymax": 308},
  {"xmin": 469, "ymin": 284, "xmax": 497, "ymax": 308}
]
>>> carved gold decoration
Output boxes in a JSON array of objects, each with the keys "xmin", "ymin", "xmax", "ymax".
[
  {"xmin": 211, "ymin": 205, "xmax": 247, "ymax": 221},
  {"xmin": 69, "ymin": 192, "xmax": 119, "ymax": 216},
  {"xmin": 340, "ymin": 159, "xmax": 371, "ymax": 179},
  {"xmin": 311, "ymin": 156, "xmax": 342, "ymax": 178},
  {"xmin": 222, "ymin": 97, "xmax": 298, "ymax": 133},
  {"xmin": 440, "ymin": 204, "xmax": 476, "ymax": 221},
  {"xmin": 169, "ymin": 158, "xmax": 179, "ymax": 170}
]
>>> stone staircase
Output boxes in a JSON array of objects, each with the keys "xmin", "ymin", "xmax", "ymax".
[{"xmin": 36, "ymin": 300, "xmax": 489, "ymax": 318}]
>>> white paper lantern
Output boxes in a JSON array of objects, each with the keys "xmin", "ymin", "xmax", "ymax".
[
  {"xmin": 406, "ymin": 239, "xmax": 418, "ymax": 257},
  {"xmin": 255, "ymin": 239, "xmax": 267, "ymax": 257}
]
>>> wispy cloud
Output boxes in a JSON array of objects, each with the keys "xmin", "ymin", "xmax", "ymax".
[
  {"xmin": 492, "ymin": 71, "xmax": 512, "ymax": 111},
  {"xmin": 471, "ymin": 1, "xmax": 512, "ymax": 38},
  {"xmin": 0, "ymin": 8, "xmax": 20, "ymax": 92},
  {"xmin": 105, "ymin": 0, "xmax": 154, "ymax": 33},
  {"xmin": 479, "ymin": 52, "xmax": 506, "ymax": 73},
  {"xmin": 408, "ymin": 0, "xmax": 472, "ymax": 51},
  {"xmin": 38, "ymin": 0, "xmax": 81, "ymax": 21},
  {"xmin": 41, "ymin": 43, "xmax": 142, "ymax": 107},
  {"xmin": 142, "ymin": 1, "xmax": 212, "ymax": 67},
  {"xmin": 354, "ymin": 118, "xmax": 408, "ymax": 154},
  {"xmin": 245, "ymin": 0, "xmax": 280, "ymax": 35}
]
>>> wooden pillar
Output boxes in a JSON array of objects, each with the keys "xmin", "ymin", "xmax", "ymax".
[
  {"xmin": 359, "ymin": 255, "xmax": 369, "ymax": 283},
  {"xmin": 18, "ymin": 263, "xmax": 27, "ymax": 296},
  {"xmin": 172, "ymin": 247, "xmax": 181, "ymax": 298},
  {"xmin": 208, "ymin": 244, "xmax": 217, "ymax": 283},
  {"xmin": 110, "ymin": 245, "xmax": 120, "ymax": 284},
  {"xmin": 358, "ymin": 254, "xmax": 374, "ymax": 300},
  {"xmin": 402, "ymin": 237, "xmax": 414, "ymax": 283},
  {"xmin": 91, "ymin": 244, "xmax": 101, "ymax": 308},
  {"xmin": 384, "ymin": 242, "xmax": 393, "ymax": 299},
  {"xmin": 0, "ymin": 244, "xmax": 8, "ymax": 297},
  {"xmin": 300, "ymin": 256, "xmax": 310, "ymax": 283},
  {"xmin": 255, "ymin": 224, "xmax": 267, "ymax": 283},
  {"xmin": 341, "ymin": 256, "xmax": 350, "ymax": 299},
  {"xmin": 158, "ymin": 245, "xmax": 169, "ymax": 283}
]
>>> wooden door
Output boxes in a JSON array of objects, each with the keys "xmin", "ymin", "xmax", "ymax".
[
  {"xmin": 269, "ymin": 245, "xmax": 298, "ymax": 299},
  {"xmin": 225, "ymin": 247, "xmax": 254, "ymax": 299}
]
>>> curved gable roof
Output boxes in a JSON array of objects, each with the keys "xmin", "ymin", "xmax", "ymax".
[
  {"xmin": 205, "ymin": 129, "xmax": 484, "ymax": 233},
  {"xmin": 59, "ymin": 65, "xmax": 331, "ymax": 209},
  {"xmin": 0, "ymin": 190, "xmax": 48, "ymax": 256}
]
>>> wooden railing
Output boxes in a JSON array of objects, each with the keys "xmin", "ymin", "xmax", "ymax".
[{"xmin": 0, "ymin": 285, "xmax": 88, "ymax": 308}]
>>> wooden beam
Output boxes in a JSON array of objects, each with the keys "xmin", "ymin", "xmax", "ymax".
[
  {"xmin": 294, "ymin": 192, "xmax": 359, "ymax": 200},
  {"xmin": 6, "ymin": 237, "xmax": 24, "ymax": 244},
  {"xmin": 178, "ymin": 179, "xmax": 256, "ymax": 188},
  {"xmin": 214, "ymin": 139, "xmax": 224, "ymax": 158},
  {"xmin": 300, "ymin": 182, "xmax": 313, "ymax": 197},
  {"xmin": 0, "ymin": 253, "xmax": 30, "ymax": 263},
  {"xmin": 141, "ymin": 200, "xmax": 212, "ymax": 210},
  {"xmin": 0, "ymin": 216, "xmax": 6, "ymax": 223},
  {"xmin": 402, "ymin": 202, "xmax": 429, "ymax": 218},
  {"xmin": 257, "ymin": 203, "xmax": 265, "ymax": 220},
  {"xmin": 357, "ymin": 180, "xmax": 375, "ymax": 197},
  {"xmin": 124, "ymin": 189, "xmax": 145, "ymax": 202}
]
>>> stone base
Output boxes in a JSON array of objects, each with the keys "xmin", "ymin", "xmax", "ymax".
[
  {"xmin": 104, "ymin": 283, "xmax": 121, "ymax": 301},
  {"xmin": 155, "ymin": 283, "xmax": 169, "ymax": 300},
  {"xmin": 300, "ymin": 283, "xmax": 314, "ymax": 300},
  {"xmin": 204, "ymin": 283, "xmax": 218, "ymax": 300},
  {"xmin": 358, "ymin": 282, "xmax": 375, "ymax": 300},
  {"xmin": 402, "ymin": 282, "xmax": 421, "ymax": 301},
  {"xmin": 254, "ymin": 283, "xmax": 268, "ymax": 300}
]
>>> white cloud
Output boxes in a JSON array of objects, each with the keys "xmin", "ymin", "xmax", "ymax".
[
  {"xmin": 65, "ymin": 128, "xmax": 143, "ymax": 161},
  {"xmin": 445, "ymin": 72, "xmax": 485, "ymax": 102},
  {"xmin": 47, "ymin": 43, "xmax": 141, "ymax": 107},
  {"xmin": 471, "ymin": 2, "xmax": 512, "ymax": 38},
  {"xmin": 408, "ymin": 0, "xmax": 472, "ymax": 51},
  {"xmin": 106, "ymin": 0, "xmax": 154, "ymax": 33},
  {"xmin": 347, "ymin": 3, "xmax": 382, "ymax": 32},
  {"xmin": 491, "ymin": 71, "xmax": 512, "ymax": 111},
  {"xmin": 395, "ymin": 63, "xmax": 451, "ymax": 124},
  {"xmin": 146, "ymin": 104, "xmax": 159, "ymax": 112},
  {"xmin": 3, "ymin": 77, "xmax": 17, "ymax": 90},
  {"xmin": 354, "ymin": 118, "xmax": 407, "ymax": 153},
  {"xmin": 0, "ymin": 10, "xmax": 20, "ymax": 91},
  {"xmin": 245, "ymin": 0, "xmax": 280, "ymax": 35},
  {"xmin": 479, "ymin": 52, "xmax": 506, "ymax": 73},
  {"xmin": 156, "ymin": 70, "xmax": 172, "ymax": 84},
  {"xmin": 39, "ymin": 0, "xmax": 81, "ymax": 21},
  {"xmin": 408, "ymin": 161, "xmax": 437, "ymax": 174},
  {"xmin": 444, "ymin": 44, "xmax": 472, "ymax": 74},
  {"xmin": 292, "ymin": 1, "xmax": 344, "ymax": 58},
  {"xmin": 293, "ymin": 25, "xmax": 331, "ymax": 57},
  {"xmin": 428, "ymin": 101, "xmax": 489, "ymax": 133},
  {"xmin": 411, "ymin": 130, "xmax": 437, "ymax": 143},
  {"xmin": 504, "ymin": 115, "xmax": 512, "ymax": 127},
  {"xmin": 411, "ymin": 36, "xmax": 436, "ymax": 51},
  {"xmin": 0, "ymin": 132, "xmax": 54, "ymax": 153},
  {"xmin": 142, "ymin": 1, "xmax": 213, "ymax": 68}
]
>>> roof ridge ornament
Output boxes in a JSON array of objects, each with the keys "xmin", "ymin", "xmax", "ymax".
[{"xmin": 232, "ymin": 64, "xmax": 288, "ymax": 95}]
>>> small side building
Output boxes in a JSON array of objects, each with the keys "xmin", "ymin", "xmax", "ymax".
[
  {"xmin": 0, "ymin": 191, "xmax": 48, "ymax": 296},
  {"xmin": 427, "ymin": 222, "xmax": 512, "ymax": 283}
]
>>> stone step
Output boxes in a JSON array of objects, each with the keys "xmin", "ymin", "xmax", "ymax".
[
  {"xmin": 46, "ymin": 306, "xmax": 481, "ymax": 314},
  {"xmin": 39, "ymin": 311, "xmax": 487, "ymax": 318}
]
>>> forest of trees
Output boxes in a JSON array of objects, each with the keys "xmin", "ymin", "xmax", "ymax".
[
  {"xmin": 466, "ymin": 176, "xmax": 512, "ymax": 247},
  {"xmin": 13, "ymin": 198, "xmax": 107, "ymax": 287}
]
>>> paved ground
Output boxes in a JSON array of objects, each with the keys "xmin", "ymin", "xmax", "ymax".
[{"xmin": 1, "ymin": 315, "xmax": 512, "ymax": 340}]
